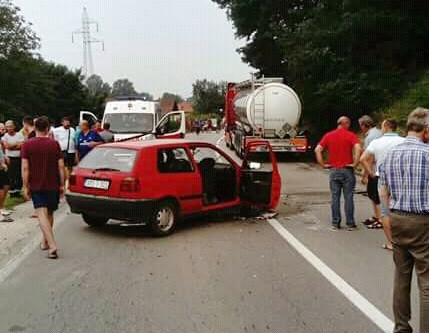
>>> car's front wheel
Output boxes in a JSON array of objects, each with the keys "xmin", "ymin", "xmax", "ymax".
[
  {"xmin": 149, "ymin": 200, "xmax": 178, "ymax": 236},
  {"xmin": 82, "ymin": 214, "xmax": 109, "ymax": 227}
]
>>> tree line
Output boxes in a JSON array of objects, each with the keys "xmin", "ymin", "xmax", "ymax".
[{"xmin": 214, "ymin": 0, "xmax": 429, "ymax": 134}]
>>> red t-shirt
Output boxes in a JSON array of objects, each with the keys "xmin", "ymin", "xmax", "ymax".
[
  {"xmin": 318, "ymin": 128, "xmax": 360, "ymax": 168},
  {"xmin": 21, "ymin": 137, "xmax": 62, "ymax": 191}
]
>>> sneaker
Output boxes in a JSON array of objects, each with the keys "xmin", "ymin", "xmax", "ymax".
[
  {"xmin": 331, "ymin": 225, "xmax": 341, "ymax": 230},
  {"xmin": 0, "ymin": 216, "xmax": 13, "ymax": 223},
  {"xmin": 347, "ymin": 225, "xmax": 357, "ymax": 231}
]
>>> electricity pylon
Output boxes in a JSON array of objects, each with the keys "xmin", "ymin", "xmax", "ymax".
[{"xmin": 72, "ymin": 7, "xmax": 104, "ymax": 77}]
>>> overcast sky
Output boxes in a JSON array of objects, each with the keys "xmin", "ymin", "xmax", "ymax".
[{"xmin": 13, "ymin": 0, "xmax": 253, "ymax": 98}]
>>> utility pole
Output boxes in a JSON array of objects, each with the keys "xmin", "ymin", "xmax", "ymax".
[{"xmin": 72, "ymin": 7, "xmax": 104, "ymax": 77}]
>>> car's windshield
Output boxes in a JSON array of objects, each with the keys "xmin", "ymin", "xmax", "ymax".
[
  {"xmin": 104, "ymin": 113, "xmax": 154, "ymax": 134},
  {"xmin": 79, "ymin": 147, "xmax": 138, "ymax": 172}
]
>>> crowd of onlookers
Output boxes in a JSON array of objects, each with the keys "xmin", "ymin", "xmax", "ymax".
[
  {"xmin": 315, "ymin": 108, "xmax": 429, "ymax": 333},
  {"xmin": 0, "ymin": 116, "xmax": 114, "ymax": 223}
]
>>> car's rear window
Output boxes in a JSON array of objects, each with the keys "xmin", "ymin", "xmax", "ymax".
[{"xmin": 79, "ymin": 147, "xmax": 138, "ymax": 172}]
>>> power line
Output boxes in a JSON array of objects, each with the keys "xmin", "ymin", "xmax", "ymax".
[{"xmin": 72, "ymin": 7, "xmax": 104, "ymax": 77}]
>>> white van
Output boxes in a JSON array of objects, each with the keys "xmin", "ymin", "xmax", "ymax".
[{"xmin": 80, "ymin": 98, "xmax": 162, "ymax": 141}]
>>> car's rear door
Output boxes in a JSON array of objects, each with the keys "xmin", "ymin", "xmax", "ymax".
[
  {"xmin": 239, "ymin": 141, "xmax": 281, "ymax": 210},
  {"xmin": 148, "ymin": 145, "xmax": 203, "ymax": 214}
]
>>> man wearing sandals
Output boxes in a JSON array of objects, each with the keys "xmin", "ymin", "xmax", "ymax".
[
  {"xmin": 360, "ymin": 119, "xmax": 404, "ymax": 250},
  {"xmin": 379, "ymin": 108, "xmax": 429, "ymax": 333},
  {"xmin": 21, "ymin": 117, "xmax": 65, "ymax": 259}
]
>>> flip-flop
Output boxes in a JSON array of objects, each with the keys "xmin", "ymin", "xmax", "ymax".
[
  {"xmin": 40, "ymin": 243, "xmax": 49, "ymax": 251},
  {"xmin": 367, "ymin": 221, "xmax": 383, "ymax": 229},
  {"xmin": 362, "ymin": 217, "xmax": 378, "ymax": 225},
  {"xmin": 382, "ymin": 244, "xmax": 393, "ymax": 251},
  {"xmin": 47, "ymin": 250, "xmax": 58, "ymax": 259}
]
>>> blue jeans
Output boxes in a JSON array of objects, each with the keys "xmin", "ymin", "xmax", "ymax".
[{"xmin": 329, "ymin": 168, "xmax": 356, "ymax": 226}]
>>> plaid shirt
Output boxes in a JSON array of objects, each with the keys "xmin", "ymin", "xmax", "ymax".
[{"xmin": 379, "ymin": 136, "xmax": 429, "ymax": 214}]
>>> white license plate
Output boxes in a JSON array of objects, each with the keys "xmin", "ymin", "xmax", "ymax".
[{"xmin": 84, "ymin": 179, "xmax": 110, "ymax": 190}]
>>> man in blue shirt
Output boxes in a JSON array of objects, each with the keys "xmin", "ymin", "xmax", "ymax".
[
  {"xmin": 379, "ymin": 107, "xmax": 429, "ymax": 333},
  {"xmin": 77, "ymin": 120, "xmax": 104, "ymax": 160}
]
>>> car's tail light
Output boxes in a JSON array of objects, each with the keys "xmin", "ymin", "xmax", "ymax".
[
  {"xmin": 120, "ymin": 177, "xmax": 140, "ymax": 192},
  {"xmin": 69, "ymin": 174, "xmax": 77, "ymax": 186}
]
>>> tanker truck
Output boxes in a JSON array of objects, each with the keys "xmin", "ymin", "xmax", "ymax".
[{"xmin": 224, "ymin": 77, "xmax": 310, "ymax": 157}]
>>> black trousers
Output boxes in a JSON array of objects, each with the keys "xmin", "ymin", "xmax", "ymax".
[{"xmin": 8, "ymin": 157, "xmax": 22, "ymax": 192}]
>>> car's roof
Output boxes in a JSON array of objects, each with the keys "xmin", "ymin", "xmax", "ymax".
[{"xmin": 99, "ymin": 139, "xmax": 212, "ymax": 150}]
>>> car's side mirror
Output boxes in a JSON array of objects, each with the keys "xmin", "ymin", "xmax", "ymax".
[{"xmin": 156, "ymin": 126, "xmax": 165, "ymax": 136}]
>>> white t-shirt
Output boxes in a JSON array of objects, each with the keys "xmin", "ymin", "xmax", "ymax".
[
  {"xmin": 366, "ymin": 133, "xmax": 405, "ymax": 176},
  {"xmin": 54, "ymin": 126, "xmax": 76, "ymax": 153},
  {"xmin": 364, "ymin": 127, "xmax": 382, "ymax": 149},
  {"xmin": 1, "ymin": 132, "xmax": 24, "ymax": 157}
]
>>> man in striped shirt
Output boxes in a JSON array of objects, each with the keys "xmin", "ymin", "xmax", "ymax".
[{"xmin": 379, "ymin": 107, "xmax": 429, "ymax": 333}]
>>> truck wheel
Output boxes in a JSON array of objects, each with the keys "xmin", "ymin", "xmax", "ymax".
[
  {"xmin": 82, "ymin": 214, "xmax": 109, "ymax": 227},
  {"xmin": 149, "ymin": 200, "xmax": 178, "ymax": 237}
]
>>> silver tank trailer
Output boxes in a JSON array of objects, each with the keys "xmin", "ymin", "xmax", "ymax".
[{"xmin": 234, "ymin": 82, "xmax": 302, "ymax": 138}]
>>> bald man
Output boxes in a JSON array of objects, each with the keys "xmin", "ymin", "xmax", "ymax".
[
  {"xmin": 76, "ymin": 120, "xmax": 104, "ymax": 161},
  {"xmin": 315, "ymin": 117, "xmax": 362, "ymax": 230}
]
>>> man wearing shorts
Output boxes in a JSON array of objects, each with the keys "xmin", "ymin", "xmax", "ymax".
[
  {"xmin": 360, "ymin": 119, "xmax": 404, "ymax": 250},
  {"xmin": 21, "ymin": 117, "xmax": 65, "ymax": 259}
]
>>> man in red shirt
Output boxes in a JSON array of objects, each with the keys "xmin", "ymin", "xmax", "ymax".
[
  {"xmin": 315, "ymin": 116, "xmax": 362, "ymax": 230},
  {"xmin": 21, "ymin": 117, "xmax": 65, "ymax": 259}
]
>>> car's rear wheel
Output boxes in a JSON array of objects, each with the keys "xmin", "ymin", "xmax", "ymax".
[
  {"xmin": 82, "ymin": 214, "xmax": 109, "ymax": 227},
  {"xmin": 149, "ymin": 200, "xmax": 178, "ymax": 236}
]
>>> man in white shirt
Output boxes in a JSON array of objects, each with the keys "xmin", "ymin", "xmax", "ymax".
[
  {"xmin": 1, "ymin": 120, "xmax": 24, "ymax": 197},
  {"xmin": 360, "ymin": 119, "xmax": 405, "ymax": 250},
  {"xmin": 54, "ymin": 117, "xmax": 76, "ymax": 180}
]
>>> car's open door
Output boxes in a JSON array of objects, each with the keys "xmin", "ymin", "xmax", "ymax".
[
  {"xmin": 240, "ymin": 141, "xmax": 281, "ymax": 210},
  {"xmin": 155, "ymin": 111, "xmax": 186, "ymax": 139},
  {"xmin": 79, "ymin": 110, "xmax": 98, "ymax": 128}
]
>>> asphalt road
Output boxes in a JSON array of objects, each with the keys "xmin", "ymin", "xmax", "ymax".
[{"xmin": 0, "ymin": 132, "xmax": 420, "ymax": 333}]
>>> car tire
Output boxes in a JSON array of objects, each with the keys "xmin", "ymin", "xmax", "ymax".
[
  {"xmin": 149, "ymin": 200, "xmax": 178, "ymax": 237},
  {"xmin": 82, "ymin": 214, "xmax": 109, "ymax": 227}
]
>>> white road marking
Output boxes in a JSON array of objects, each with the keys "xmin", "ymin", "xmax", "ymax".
[
  {"xmin": 268, "ymin": 218, "xmax": 394, "ymax": 333},
  {"xmin": 0, "ymin": 206, "xmax": 69, "ymax": 284},
  {"xmin": 216, "ymin": 135, "xmax": 225, "ymax": 147}
]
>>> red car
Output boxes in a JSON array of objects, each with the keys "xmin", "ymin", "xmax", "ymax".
[{"xmin": 66, "ymin": 139, "xmax": 281, "ymax": 236}]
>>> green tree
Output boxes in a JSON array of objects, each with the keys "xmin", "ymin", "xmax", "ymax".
[
  {"xmin": 86, "ymin": 74, "xmax": 111, "ymax": 115},
  {"xmin": 87, "ymin": 74, "xmax": 111, "ymax": 97},
  {"xmin": 137, "ymin": 91, "xmax": 153, "ymax": 101},
  {"xmin": 192, "ymin": 79, "xmax": 226, "ymax": 114},
  {"xmin": 161, "ymin": 92, "xmax": 184, "ymax": 103},
  {"xmin": 214, "ymin": 0, "xmax": 429, "ymax": 135},
  {"xmin": 0, "ymin": 0, "xmax": 39, "ymax": 58},
  {"xmin": 0, "ymin": 1, "xmax": 89, "ymax": 124},
  {"xmin": 112, "ymin": 79, "xmax": 137, "ymax": 97}
]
